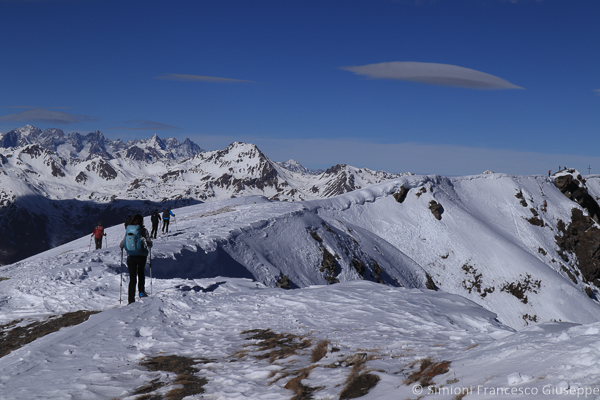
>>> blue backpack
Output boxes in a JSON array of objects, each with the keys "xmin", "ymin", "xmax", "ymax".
[{"xmin": 124, "ymin": 225, "xmax": 147, "ymax": 256}]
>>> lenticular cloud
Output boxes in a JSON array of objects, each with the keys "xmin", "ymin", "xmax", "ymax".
[{"xmin": 340, "ymin": 61, "xmax": 523, "ymax": 90}]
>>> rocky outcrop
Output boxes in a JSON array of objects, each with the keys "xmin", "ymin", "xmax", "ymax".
[
  {"xmin": 555, "ymin": 208, "xmax": 600, "ymax": 286},
  {"xmin": 554, "ymin": 170, "xmax": 600, "ymax": 222},
  {"xmin": 429, "ymin": 200, "xmax": 443, "ymax": 220},
  {"xmin": 393, "ymin": 186, "xmax": 409, "ymax": 203}
]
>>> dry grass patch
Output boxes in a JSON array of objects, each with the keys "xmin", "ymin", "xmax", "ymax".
[
  {"xmin": 339, "ymin": 352, "xmax": 380, "ymax": 399},
  {"xmin": 0, "ymin": 310, "xmax": 100, "ymax": 359},
  {"xmin": 284, "ymin": 366, "xmax": 322, "ymax": 400},
  {"xmin": 404, "ymin": 357, "xmax": 451, "ymax": 388},
  {"xmin": 136, "ymin": 355, "xmax": 212, "ymax": 400},
  {"xmin": 241, "ymin": 328, "xmax": 312, "ymax": 363},
  {"xmin": 310, "ymin": 339, "xmax": 329, "ymax": 363}
]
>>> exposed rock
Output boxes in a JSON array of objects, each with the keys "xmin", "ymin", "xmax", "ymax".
[
  {"xmin": 75, "ymin": 171, "xmax": 88, "ymax": 184},
  {"xmin": 428, "ymin": 200, "xmax": 443, "ymax": 220},
  {"xmin": 555, "ymin": 208, "xmax": 600, "ymax": 284},
  {"xmin": 276, "ymin": 273, "xmax": 291, "ymax": 290},
  {"xmin": 393, "ymin": 186, "xmax": 409, "ymax": 203},
  {"xmin": 126, "ymin": 146, "xmax": 147, "ymax": 161},
  {"xmin": 50, "ymin": 160, "xmax": 65, "ymax": 178},
  {"xmin": 97, "ymin": 159, "xmax": 118, "ymax": 180}
]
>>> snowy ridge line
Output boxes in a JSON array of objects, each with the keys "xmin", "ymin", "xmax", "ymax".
[
  {"xmin": 0, "ymin": 126, "xmax": 414, "ymax": 265},
  {"xmin": 2, "ymin": 170, "xmax": 600, "ymax": 329},
  {"xmin": 3, "ymin": 172, "xmax": 600, "ymax": 397}
]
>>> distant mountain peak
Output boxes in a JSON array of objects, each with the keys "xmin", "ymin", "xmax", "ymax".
[{"xmin": 0, "ymin": 125, "xmax": 204, "ymax": 163}]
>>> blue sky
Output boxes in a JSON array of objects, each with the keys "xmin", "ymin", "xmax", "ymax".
[{"xmin": 1, "ymin": 0, "xmax": 599, "ymax": 176}]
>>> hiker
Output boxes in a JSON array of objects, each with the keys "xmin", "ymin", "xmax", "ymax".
[
  {"xmin": 548, "ymin": 169, "xmax": 552, "ymax": 177},
  {"xmin": 124, "ymin": 215, "xmax": 132, "ymax": 228},
  {"xmin": 150, "ymin": 209, "xmax": 160, "ymax": 239},
  {"xmin": 162, "ymin": 209, "xmax": 175, "ymax": 234},
  {"xmin": 91, "ymin": 221, "xmax": 106, "ymax": 250},
  {"xmin": 119, "ymin": 214, "xmax": 152, "ymax": 304}
]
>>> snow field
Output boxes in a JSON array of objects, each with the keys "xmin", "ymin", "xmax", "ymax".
[{"xmin": 2, "ymin": 173, "xmax": 600, "ymax": 398}]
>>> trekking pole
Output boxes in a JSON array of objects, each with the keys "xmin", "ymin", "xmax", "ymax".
[
  {"xmin": 149, "ymin": 247, "xmax": 153, "ymax": 296},
  {"xmin": 119, "ymin": 249, "xmax": 123, "ymax": 304},
  {"xmin": 88, "ymin": 237, "xmax": 92, "ymax": 251},
  {"xmin": 105, "ymin": 235, "xmax": 108, "ymax": 249},
  {"xmin": 174, "ymin": 216, "xmax": 178, "ymax": 232}
]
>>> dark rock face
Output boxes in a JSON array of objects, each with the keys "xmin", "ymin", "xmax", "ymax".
[
  {"xmin": 554, "ymin": 170, "xmax": 600, "ymax": 222},
  {"xmin": 393, "ymin": 186, "xmax": 409, "ymax": 203},
  {"xmin": 428, "ymin": 200, "xmax": 443, "ymax": 220},
  {"xmin": 126, "ymin": 146, "xmax": 147, "ymax": 161},
  {"xmin": 75, "ymin": 171, "xmax": 88, "ymax": 184},
  {"xmin": 555, "ymin": 208, "xmax": 600, "ymax": 285}
]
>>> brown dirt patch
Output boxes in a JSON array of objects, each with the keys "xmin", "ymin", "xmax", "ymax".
[
  {"xmin": 0, "ymin": 310, "xmax": 100, "ymax": 359},
  {"xmin": 137, "ymin": 355, "xmax": 212, "ymax": 400}
]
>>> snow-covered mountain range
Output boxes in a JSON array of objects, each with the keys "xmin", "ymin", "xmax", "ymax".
[
  {"xmin": 0, "ymin": 125, "xmax": 408, "ymax": 265},
  {"xmin": 2, "ymin": 168, "xmax": 600, "ymax": 398}
]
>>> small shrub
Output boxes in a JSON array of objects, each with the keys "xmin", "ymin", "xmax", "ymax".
[
  {"xmin": 404, "ymin": 357, "xmax": 451, "ymax": 387},
  {"xmin": 500, "ymin": 274, "xmax": 541, "ymax": 304},
  {"xmin": 311, "ymin": 340, "xmax": 329, "ymax": 363},
  {"xmin": 522, "ymin": 314, "xmax": 539, "ymax": 325}
]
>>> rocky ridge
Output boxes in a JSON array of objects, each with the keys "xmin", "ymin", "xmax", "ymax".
[{"xmin": 0, "ymin": 126, "xmax": 410, "ymax": 264}]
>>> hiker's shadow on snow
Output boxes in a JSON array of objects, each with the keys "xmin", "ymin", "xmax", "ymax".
[
  {"xmin": 176, "ymin": 281, "xmax": 226, "ymax": 293},
  {"xmin": 150, "ymin": 246, "xmax": 255, "ymax": 280}
]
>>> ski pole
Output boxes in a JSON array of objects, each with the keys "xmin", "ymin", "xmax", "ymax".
[
  {"xmin": 119, "ymin": 249, "xmax": 123, "ymax": 304},
  {"xmin": 88, "ymin": 237, "xmax": 92, "ymax": 251},
  {"xmin": 174, "ymin": 216, "xmax": 178, "ymax": 232},
  {"xmin": 149, "ymin": 247, "xmax": 153, "ymax": 296},
  {"xmin": 104, "ymin": 235, "xmax": 108, "ymax": 249}
]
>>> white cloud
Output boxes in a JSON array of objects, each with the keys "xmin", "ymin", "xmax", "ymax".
[
  {"xmin": 340, "ymin": 62, "xmax": 523, "ymax": 90},
  {"xmin": 0, "ymin": 108, "xmax": 96, "ymax": 125},
  {"xmin": 155, "ymin": 73, "xmax": 256, "ymax": 84}
]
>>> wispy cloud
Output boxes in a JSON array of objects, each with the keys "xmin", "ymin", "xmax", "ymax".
[
  {"xmin": 109, "ymin": 120, "xmax": 181, "ymax": 131},
  {"xmin": 3, "ymin": 106, "xmax": 71, "ymax": 109},
  {"xmin": 340, "ymin": 61, "xmax": 523, "ymax": 90},
  {"xmin": 594, "ymin": 89, "xmax": 600, "ymax": 95},
  {"xmin": 155, "ymin": 73, "xmax": 257, "ymax": 84},
  {"xmin": 0, "ymin": 108, "xmax": 96, "ymax": 124}
]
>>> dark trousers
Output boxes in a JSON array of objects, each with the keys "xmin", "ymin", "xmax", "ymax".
[
  {"xmin": 151, "ymin": 223, "xmax": 158, "ymax": 239},
  {"xmin": 94, "ymin": 238, "xmax": 102, "ymax": 249},
  {"xmin": 162, "ymin": 219, "xmax": 170, "ymax": 233},
  {"xmin": 127, "ymin": 255, "xmax": 147, "ymax": 304}
]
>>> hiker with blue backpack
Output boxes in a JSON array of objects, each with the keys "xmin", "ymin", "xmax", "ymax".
[{"xmin": 119, "ymin": 214, "xmax": 152, "ymax": 304}]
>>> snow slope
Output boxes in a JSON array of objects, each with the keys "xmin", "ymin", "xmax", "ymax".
[
  {"xmin": 4, "ymin": 172, "xmax": 599, "ymax": 328},
  {"xmin": 2, "ymin": 223, "xmax": 600, "ymax": 399}
]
